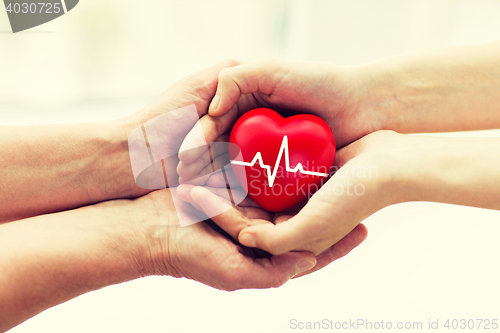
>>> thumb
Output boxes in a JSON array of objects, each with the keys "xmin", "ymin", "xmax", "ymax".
[
  {"xmin": 208, "ymin": 60, "xmax": 290, "ymax": 116},
  {"xmin": 238, "ymin": 210, "xmax": 322, "ymax": 255},
  {"xmin": 237, "ymin": 179, "xmax": 355, "ymax": 255}
]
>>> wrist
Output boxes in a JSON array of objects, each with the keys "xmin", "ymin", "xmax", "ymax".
[
  {"xmin": 350, "ymin": 60, "xmax": 405, "ymax": 133},
  {"xmin": 87, "ymin": 198, "xmax": 159, "ymax": 278},
  {"xmin": 95, "ymin": 119, "xmax": 150, "ymax": 201},
  {"xmin": 354, "ymin": 131, "xmax": 426, "ymax": 207},
  {"xmin": 130, "ymin": 190, "xmax": 180, "ymax": 277}
]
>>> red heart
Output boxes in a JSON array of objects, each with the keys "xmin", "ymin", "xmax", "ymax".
[{"xmin": 229, "ymin": 108, "xmax": 336, "ymax": 212}]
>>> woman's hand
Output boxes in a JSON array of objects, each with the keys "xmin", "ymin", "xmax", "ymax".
[
  {"xmin": 178, "ymin": 42, "xmax": 500, "ymax": 179},
  {"xmin": 177, "ymin": 131, "xmax": 394, "ymax": 257},
  {"xmin": 177, "ymin": 60, "xmax": 379, "ymax": 174},
  {"xmin": 207, "ymin": 60, "xmax": 381, "ymax": 148},
  {"xmin": 182, "ymin": 129, "xmax": 500, "ymax": 256},
  {"xmin": 228, "ymin": 130, "xmax": 407, "ymax": 256}
]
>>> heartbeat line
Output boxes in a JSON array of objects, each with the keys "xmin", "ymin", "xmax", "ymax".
[{"xmin": 230, "ymin": 135, "xmax": 329, "ymax": 187}]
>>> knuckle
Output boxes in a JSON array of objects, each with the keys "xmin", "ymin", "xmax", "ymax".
[
  {"xmin": 218, "ymin": 67, "xmax": 233, "ymax": 81},
  {"xmin": 223, "ymin": 58, "xmax": 244, "ymax": 67},
  {"xmin": 211, "ymin": 115, "xmax": 224, "ymax": 134}
]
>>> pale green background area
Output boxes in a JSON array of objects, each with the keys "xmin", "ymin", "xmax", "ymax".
[{"xmin": 1, "ymin": 1, "xmax": 500, "ymax": 332}]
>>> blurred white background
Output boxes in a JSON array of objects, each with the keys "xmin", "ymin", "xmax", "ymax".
[{"xmin": 2, "ymin": 0, "xmax": 500, "ymax": 332}]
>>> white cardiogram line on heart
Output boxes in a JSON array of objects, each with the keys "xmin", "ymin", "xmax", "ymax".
[{"xmin": 230, "ymin": 135, "xmax": 329, "ymax": 187}]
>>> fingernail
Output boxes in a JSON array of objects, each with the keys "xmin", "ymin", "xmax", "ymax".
[
  {"xmin": 209, "ymin": 95, "xmax": 220, "ymax": 113},
  {"xmin": 295, "ymin": 260, "xmax": 316, "ymax": 275},
  {"xmin": 239, "ymin": 233, "xmax": 256, "ymax": 248}
]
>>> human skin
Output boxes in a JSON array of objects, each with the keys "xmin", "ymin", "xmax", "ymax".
[
  {"xmin": 0, "ymin": 186, "xmax": 366, "ymax": 332},
  {"xmin": 0, "ymin": 60, "xmax": 240, "ymax": 223},
  {"xmin": 179, "ymin": 41, "xmax": 500, "ymax": 161},
  {"xmin": 0, "ymin": 61, "xmax": 369, "ymax": 332},
  {"xmin": 177, "ymin": 41, "xmax": 500, "ymax": 255},
  {"xmin": 1, "ymin": 187, "xmax": 358, "ymax": 332},
  {"xmin": 182, "ymin": 130, "xmax": 500, "ymax": 255}
]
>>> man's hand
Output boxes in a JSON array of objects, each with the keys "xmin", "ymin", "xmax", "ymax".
[
  {"xmin": 0, "ymin": 60, "xmax": 241, "ymax": 222},
  {"xmin": 116, "ymin": 59, "xmax": 245, "ymax": 190},
  {"xmin": 137, "ymin": 189, "xmax": 319, "ymax": 290},
  {"xmin": 0, "ymin": 184, "xmax": 317, "ymax": 332}
]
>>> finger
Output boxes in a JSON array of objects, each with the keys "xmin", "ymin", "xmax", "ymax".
[
  {"xmin": 178, "ymin": 151, "xmax": 229, "ymax": 184},
  {"xmin": 238, "ymin": 175, "xmax": 362, "ymax": 255},
  {"xmin": 177, "ymin": 183, "xmax": 251, "ymax": 211},
  {"xmin": 208, "ymin": 187, "xmax": 260, "ymax": 208},
  {"xmin": 180, "ymin": 92, "xmax": 260, "ymax": 165},
  {"xmin": 189, "ymin": 186, "xmax": 272, "ymax": 240},
  {"xmin": 234, "ymin": 196, "xmax": 261, "ymax": 208},
  {"xmin": 177, "ymin": 133, "xmax": 230, "ymax": 180},
  {"xmin": 176, "ymin": 184, "xmax": 203, "ymax": 211},
  {"xmin": 180, "ymin": 171, "xmax": 259, "ymax": 207},
  {"xmin": 204, "ymin": 169, "xmax": 238, "ymax": 188},
  {"xmin": 178, "ymin": 105, "xmax": 240, "ymax": 164},
  {"xmin": 237, "ymin": 201, "xmax": 331, "ymax": 255},
  {"xmin": 273, "ymin": 214, "xmax": 293, "ymax": 225},
  {"xmin": 208, "ymin": 60, "xmax": 288, "ymax": 116},
  {"xmin": 168, "ymin": 187, "xmax": 210, "ymax": 225},
  {"xmin": 226, "ymin": 251, "xmax": 316, "ymax": 290},
  {"xmin": 178, "ymin": 173, "xmax": 211, "ymax": 186},
  {"xmin": 200, "ymin": 186, "xmax": 249, "ymax": 207},
  {"xmin": 333, "ymin": 139, "xmax": 367, "ymax": 170},
  {"xmin": 205, "ymin": 170, "xmax": 255, "ymax": 207},
  {"xmin": 293, "ymin": 223, "xmax": 368, "ymax": 279},
  {"xmin": 172, "ymin": 59, "xmax": 245, "ymax": 118},
  {"xmin": 239, "ymin": 203, "xmax": 359, "ymax": 256},
  {"xmin": 272, "ymin": 200, "xmax": 306, "ymax": 222},
  {"xmin": 178, "ymin": 152, "xmax": 231, "ymax": 184}
]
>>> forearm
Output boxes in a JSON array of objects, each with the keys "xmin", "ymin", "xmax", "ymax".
[
  {"xmin": 0, "ymin": 120, "xmax": 146, "ymax": 222},
  {"xmin": 357, "ymin": 41, "xmax": 500, "ymax": 133},
  {"xmin": 0, "ymin": 199, "xmax": 149, "ymax": 332},
  {"xmin": 396, "ymin": 136, "xmax": 500, "ymax": 210}
]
